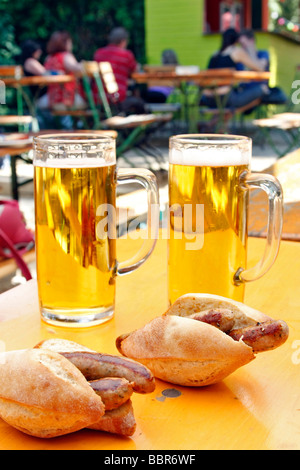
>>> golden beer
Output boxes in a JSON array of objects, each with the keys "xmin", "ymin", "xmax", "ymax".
[
  {"xmin": 34, "ymin": 160, "xmax": 117, "ymax": 323},
  {"xmin": 168, "ymin": 161, "xmax": 250, "ymax": 304}
]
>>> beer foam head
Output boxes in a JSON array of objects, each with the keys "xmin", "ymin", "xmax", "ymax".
[
  {"xmin": 170, "ymin": 136, "xmax": 251, "ymax": 167},
  {"xmin": 34, "ymin": 157, "xmax": 114, "ymax": 168},
  {"xmin": 33, "ymin": 134, "xmax": 116, "ymax": 168}
]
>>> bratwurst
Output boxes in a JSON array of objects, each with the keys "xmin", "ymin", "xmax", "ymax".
[
  {"xmin": 228, "ymin": 320, "xmax": 289, "ymax": 353},
  {"xmin": 116, "ymin": 294, "xmax": 290, "ymax": 387},
  {"xmin": 189, "ymin": 308, "xmax": 289, "ymax": 353}
]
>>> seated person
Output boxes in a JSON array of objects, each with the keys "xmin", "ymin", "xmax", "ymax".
[
  {"xmin": 94, "ymin": 27, "xmax": 145, "ymax": 114},
  {"xmin": 238, "ymin": 29, "xmax": 287, "ymax": 105},
  {"xmin": 143, "ymin": 49, "xmax": 179, "ymax": 104},
  {"xmin": 42, "ymin": 31, "xmax": 86, "ymax": 111},
  {"xmin": 20, "ymin": 39, "xmax": 46, "ymax": 77},
  {"xmin": 201, "ymin": 28, "xmax": 270, "ymax": 111},
  {"xmin": 19, "ymin": 40, "xmax": 49, "ymax": 106}
]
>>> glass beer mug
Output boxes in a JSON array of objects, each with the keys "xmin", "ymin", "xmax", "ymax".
[
  {"xmin": 168, "ymin": 134, "xmax": 283, "ymax": 304},
  {"xmin": 34, "ymin": 134, "xmax": 159, "ymax": 327}
]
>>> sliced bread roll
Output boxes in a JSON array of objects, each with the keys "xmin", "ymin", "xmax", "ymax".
[
  {"xmin": 165, "ymin": 293, "xmax": 271, "ymax": 326},
  {"xmin": 0, "ymin": 348, "xmax": 105, "ymax": 438},
  {"xmin": 116, "ymin": 294, "xmax": 288, "ymax": 387},
  {"xmin": 117, "ymin": 315, "xmax": 255, "ymax": 387}
]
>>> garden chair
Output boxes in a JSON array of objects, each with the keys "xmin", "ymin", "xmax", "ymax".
[
  {"xmin": 50, "ymin": 62, "xmax": 101, "ymax": 129},
  {"xmin": 253, "ymin": 113, "xmax": 300, "ymax": 158},
  {"xmin": 142, "ymin": 65, "xmax": 182, "ymax": 117}
]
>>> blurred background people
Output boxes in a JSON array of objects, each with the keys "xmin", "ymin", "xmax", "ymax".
[
  {"xmin": 20, "ymin": 39, "xmax": 46, "ymax": 77},
  {"xmin": 239, "ymin": 29, "xmax": 270, "ymax": 71},
  {"xmin": 19, "ymin": 39, "xmax": 48, "ymax": 108},
  {"xmin": 208, "ymin": 28, "xmax": 267, "ymax": 72},
  {"xmin": 94, "ymin": 27, "xmax": 145, "ymax": 114},
  {"xmin": 161, "ymin": 49, "xmax": 179, "ymax": 65},
  {"xmin": 142, "ymin": 49, "xmax": 179, "ymax": 104},
  {"xmin": 201, "ymin": 28, "xmax": 270, "ymax": 111},
  {"xmin": 43, "ymin": 31, "xmax": 86, "ymax": 111},
  {"xmin": 238, "ymin": 29, "xmax": 287, "ymax": 106}
]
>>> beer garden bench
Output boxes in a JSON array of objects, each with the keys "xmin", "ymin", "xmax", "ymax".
[{"xmin": 253, "ymin": 113, "xmax": 300, "ymax": 158}]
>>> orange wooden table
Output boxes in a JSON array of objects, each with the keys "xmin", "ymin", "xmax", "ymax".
[
  {"xmin": 132, "ymin": 69, "xmax": 271, "ymax": 87},
  {"xmin": 0, "ymin": 234, "xmax": 299, "ymax": 450},
  {"xmin": 0, "ymin": 74, "xmax": 74, "ymax": 89},
  {"xmin": 133, "ymin": 69, "xmax": 271, "ymax": 132}
]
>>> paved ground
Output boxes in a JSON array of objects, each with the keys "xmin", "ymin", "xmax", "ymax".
[{"xmin": 0, "ymin": 127, "xmax": 290, "ymax": 293}]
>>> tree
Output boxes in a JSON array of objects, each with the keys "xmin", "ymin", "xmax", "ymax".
[
  {"xmin": 0, "ymin": 0, "xmax": 145, "ymax": 64},
  {"xmin": 277, "ymin": 0, "xmax": 300, "ymax": 23},
  {"xmin": 271, "ymin": 0, "xmax": 300, "ymax": 37},
  {"xmin": 0, "ymin": 3, "xmax": 20, "ymax": 64}
]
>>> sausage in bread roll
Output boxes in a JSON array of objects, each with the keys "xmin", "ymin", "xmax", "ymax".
[{"xmin": 116, "ymin": 294, "xmax": 289, "ymax": 387}]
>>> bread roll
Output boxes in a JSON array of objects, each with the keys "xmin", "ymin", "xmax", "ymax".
[
  {"xmin": 88, "ymin": 399, "xmax": 136, "ymax": 436},
  {"xmin": 116, "ymin": 294, "xmax": 289, "ymax": 387},
  {"xmin": 0, "ymin": 348, "xmax": 105, "ymax": 438},
  {"xmin": 165, "ymin": 293, "xmax": 271, "ymax": 326}
]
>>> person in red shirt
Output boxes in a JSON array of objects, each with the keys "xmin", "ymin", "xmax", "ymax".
[
  {"xmin": 94, "ymin": 27, "xmax": 145, "ymax": 114},
  {"xmin": 43, "ymin": 31, "xmax": 86, "ymax": 111}
]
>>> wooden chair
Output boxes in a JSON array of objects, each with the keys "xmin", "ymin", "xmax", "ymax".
[
  {"xmin": 199, "ymin": 75, "xmax": 263, "ymax": 133},
  {"xmin": 253, "ymin": 112, "xmax": 300, "ymax": 158},
  {"xmin": 141, "ymin": 65, "xmax": 182, "ymax": 118},
  {"xmin": 200, "ymin": 98, "xmax": 262, "ymax": 133},
  {"xmin": 50, "ymin": 62, "xmax": 102, "ymax": 129},
  {"xmin": 85, "ymin": 61, "xmax": 172, "ymax": 166}
]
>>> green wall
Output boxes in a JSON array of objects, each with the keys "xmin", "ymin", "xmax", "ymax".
[
  {"xmin": 255, "ymin": 32, "xmax": 300, "ymax": 95},
  {"xmin": 145, "ymin": 0, "xmax": 300, "ymax": 96},
  {"xmin": 145, "ymin": 0, "xmax": 206, "ymax": 67}
]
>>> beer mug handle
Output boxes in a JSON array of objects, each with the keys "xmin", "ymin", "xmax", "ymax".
[
  {"xmin": 116, "ymin": 168, "xmax": 159, "ymax": 276},
  {"xmin": 235, "ymin": 171, "xmax": 283, "ymax": 285}
]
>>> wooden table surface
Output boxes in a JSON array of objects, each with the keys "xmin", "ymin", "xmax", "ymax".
[
  {"xmin": 0, "ymin": 130, "xmax": 118, "ymax": 159},
  {"xmin": 0, "ymin": 234, "xmax": 299, "ymax": 450},
  {"xmin": 132, "ymin": 69, "xmax": 271, "ymax": 87},
  {"xmin": 0, "ymin": 74, "xmax": 74, "ymax": 88}
]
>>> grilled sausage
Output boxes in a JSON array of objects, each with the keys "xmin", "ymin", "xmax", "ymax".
[
  {"xmin": 229, "ymin": 320, "xmax": 289, "ymax": 353},
  {"xmin": 89, "ymin": 377, "xmax": 134, "ymax": 410},
  {"xmin": 60, "ymin": 351, "xmax": 155, "ymax": 394},
  {"xmin": 189, "ymin": 308, "xmax": 236, "ymax": 333}
]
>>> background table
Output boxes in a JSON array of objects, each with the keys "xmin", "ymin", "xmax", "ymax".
[
  {"xmin": 133, "ymin": 69, "xmax": 271, "ymax": 132},
  {"xmin": 0, "ymin": 130, "xmax": 118, "ymax": 200},
  {"xmin": 1, "ymin": 74, "xmax": 75, "ymax": 120},
  {"xmin": 0, "ymin": 234, "xmax": 299, "ymax": 450},
  {"xmin": 132, "ymin": 69, "xmax": 271, "ymax": 87}
]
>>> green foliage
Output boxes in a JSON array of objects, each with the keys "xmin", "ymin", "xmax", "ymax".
[
  {"xmin": 0, "ymin": 3, "xmax": 20, "ymax": 64},
  {"xmin": 277, "ymin": 0, "xmax": 300, "ymax": 23},
  {"xmin": 270, "ymin": 0, "xmax": 300, "ymax": 40},
  {"xmin": 0, "ymin": 0, "xmax": 145, "ymax": 64}
]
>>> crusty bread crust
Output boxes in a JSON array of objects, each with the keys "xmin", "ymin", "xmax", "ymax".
[
  {"xmin": 0, "ymin": 349, "xmax": 105, "ymax": 438},
  {"xmin": 117, "ymin": 315, "xmax": 255, "ymax": 387},
  {"xmin": 35, "ymin": 338, "xmax": 93, "ymax": 353},
  {"xmin": 116, "ymin": 294, "xmax": 283, "ymax": 387},
  {"xmin": 165, "ymin": 294, "xmax": 271, "ymax": 327}
]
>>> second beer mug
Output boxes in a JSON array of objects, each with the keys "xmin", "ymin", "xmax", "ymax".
[
  {"xmin": 34, "ymin": 134, "xmax": 159, "ymax": 327},
  {"xmin": 168, "ymin": 134, "xmax": 283, "ymax": 304}
]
